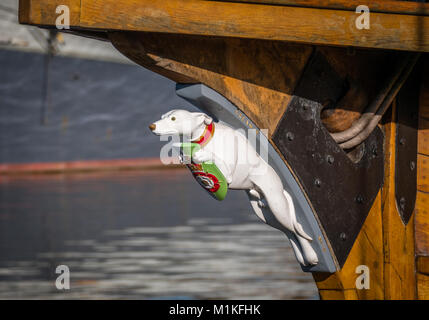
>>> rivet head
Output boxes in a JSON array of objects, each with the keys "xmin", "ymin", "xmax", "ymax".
[
  {"xmin": 286, "ymin": 132, "xmax": 294, "ymax": 141},
  {"xmin": 340, "ymin": 233, "xmax": 347, "ymax": 241},
  {"xmin": 399, "ymin": 137, "xmax": 406, "ymax": 146},
  {"xmin": 356, "ymin": 195, "xmax": 364, "ymax": 204},
  {"xmin": 399, "ymin": 197, "xmax": 406, "ymax": 210},
  {"xmin": 410, "ymin": 161, "xmax": 416, "ymax": 171},
  {"xmin": 314, "ymin": 179, "xmax": 321, "ymax": 187},
  {"xmin": 326, "ymin": 155, "xmax": 334, "ymax": 164}
]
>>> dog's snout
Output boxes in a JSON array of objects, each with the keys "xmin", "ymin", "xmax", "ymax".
[{"xmin": 149, "ymin": 123, "xmax": 156, "ymax": 131}]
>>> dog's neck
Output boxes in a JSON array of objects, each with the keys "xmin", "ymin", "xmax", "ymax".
[{"xmin": 191, "ymin": 122, "xmax": 215, "ymax": 147}]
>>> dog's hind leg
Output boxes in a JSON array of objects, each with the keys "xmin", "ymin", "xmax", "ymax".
[
  {"xmin": 245, "ymin": 189, "xmax": 267, "ymax": 223},
  {"xmin": 282, "ymin": 191, "xmax": 318, "ymax": 265},
  {"xmin": 282, "ymin": 191, "xmax": 312, "ymax": 241},
  {"xmin": 250, "ymin": 172, "xmax": 318, "ymax": 265},
  {"xmin": 249, "ymin": 173, "xmax": 295, "ymax": 233},
  {"xmin": 286, "ymin": 232, "xmax": 306, "ymax": 266},
  {"xmin": 296, "ymin": 234, "xmax": 319, "ymax": 265},
  {"xmin": 246, "ymin": 189, "xmax": 307, "ymax": 266}
]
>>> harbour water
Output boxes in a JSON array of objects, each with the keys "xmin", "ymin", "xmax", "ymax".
[{"xmin": 0, "ymin": 169, "xmax": 318, "ymax": 299}]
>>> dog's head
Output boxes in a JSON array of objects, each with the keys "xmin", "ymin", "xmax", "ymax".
[{"xmin": 149, "ymin": 109, "xmax": 213, "ymax": 137}]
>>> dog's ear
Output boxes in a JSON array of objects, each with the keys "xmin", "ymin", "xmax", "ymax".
[{"xmin": 194, "ymin": 112, "xmax": 213, "ymax": 125}]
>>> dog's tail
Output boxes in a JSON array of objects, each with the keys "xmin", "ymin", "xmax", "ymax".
[{"xmin": 283, "ymin": 190, "xmax": 313, "ymax": 241}]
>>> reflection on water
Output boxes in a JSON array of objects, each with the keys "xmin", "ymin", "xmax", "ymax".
[{"xmin": 0, "ymin": 169, "xmax": 318, "ymax": 299}]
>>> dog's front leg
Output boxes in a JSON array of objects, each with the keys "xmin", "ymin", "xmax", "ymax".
[
  {"xmin": 193, "ymin": 149, "xmax": 213, "ymax": 163},
  {"xmin": 193, "ymin": 150, "xmax": 233, "ymax": 184},
  {"xmin": 246, "ymin": 190, "xmax": 267, "ymax": 223}
]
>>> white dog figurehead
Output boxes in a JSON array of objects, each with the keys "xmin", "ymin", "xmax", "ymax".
[{"xmin": 149, "ymin": 109, "xmax": 213, "ymax": 140}]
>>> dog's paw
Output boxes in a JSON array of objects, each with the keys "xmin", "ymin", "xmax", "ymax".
[{"xmin": 193, "ymin": 150, "xmax": 213, "ymax": 164}]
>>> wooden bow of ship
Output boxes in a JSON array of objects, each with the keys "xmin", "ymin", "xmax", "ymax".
[{"xmin": 19, "ymin": 0, "xmax": 429, "ymax": 299}]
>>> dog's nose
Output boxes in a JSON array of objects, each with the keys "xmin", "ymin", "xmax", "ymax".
[{"xmin": 149, "ymin": 123, "xmax": 156, "ymax": 131}]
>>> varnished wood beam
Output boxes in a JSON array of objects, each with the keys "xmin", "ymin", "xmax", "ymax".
[
  {"xmin": 19, "ymin": 0, "xmax": 429, "ymax": 52},
  {"xmin": 227, "ymin": 0, "xmax": 429, "ymax": 17}
]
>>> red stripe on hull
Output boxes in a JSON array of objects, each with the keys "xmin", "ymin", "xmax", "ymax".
[{"xmin": 0, "ymin": 157, "xmax": 183, "ymax": 175}]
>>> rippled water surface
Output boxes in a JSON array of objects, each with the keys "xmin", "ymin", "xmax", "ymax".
[{"xmin": 0, "ymin": 170, "xmax": 318, "ymax": 299}]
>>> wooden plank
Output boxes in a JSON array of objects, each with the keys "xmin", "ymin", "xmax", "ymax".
[
  {"xmin": 18, "ymin": 0, "xmax": 429, "ymax": 21},
  {"xmin": 416, "ymin": 60, "xmax": 429, "ymax": 294},
  {"xmin": 418, "ymin": 117, "xmax": 429, "ymax": 156},
  {"xmin": 417, "ymin": 273, "xmax": 429, "ymax": 300},
  {"xmin": 417, "ymin": 62, "xmax": 429, "ymax": 265},
  {"xmin": 417, "ymin": 256, "xmax": 429, "ymax": 275},
  {"xmin": 416, "ymin": 56, "xmax": 429, "ymax": 301},
  {"xmin": 80, "ymin": 0, "xmax": 429, "ymax": 52},
  {"xmin": 228, "ymin": 0, "xmax": 429, "ymax": 16},
  {"xmin": 416, "ymin": 57, "xmax": 429, "ymax": 265},
  {"xmin": 381, "ymin": 102, "xmax": 416, "ymax": 299},
  {"xmin": 19, "ymin": 0, "xmax": 429, "ymax": 52},
  {"xmin": 417, "ymin": 154, "xmax": 429, "ymax": 193},
  {"xmin": 415, "ymin": 191, "xmax": 429, "ymax": 256}
]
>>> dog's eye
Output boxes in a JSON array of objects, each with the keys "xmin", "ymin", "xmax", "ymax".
[{"xmin": 171, "ymin": 117, "xmax": 176, "ymax": 121}]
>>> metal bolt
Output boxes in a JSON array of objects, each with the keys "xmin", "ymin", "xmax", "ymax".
[
  {"xmin": 399, "ymin": 137, "xmax": 406, "ymax": 146},
  {"xmin": 410, "ymin": 161, "xmax": 416, "ymax": 171},
  {"xmin": 356, "ymin": 195, "xmax": 364, "ymax": 204},
  {"xmin": 340, "ymin": 232, "xmax": 347, "ymax": 241},
  {"xmin": 326, "ymin": 155, "xmax": 334, "ymax": 164},
  {"xmin": 286, "ymin": 132, "xmax": 294, "ymax": 141},
  {"xmin": 399, "ymin": 197, "xmax": 406, "ymax": 211},
  {"xmin": 314, "ymin": 179, "xmax": 321, "ymax": 188}
]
